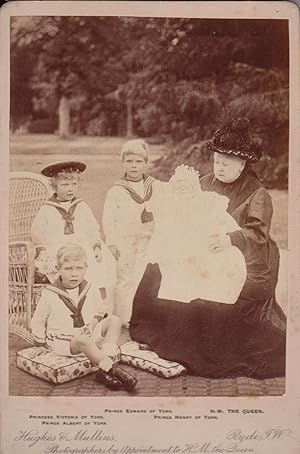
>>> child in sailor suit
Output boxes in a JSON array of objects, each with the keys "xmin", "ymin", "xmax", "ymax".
[
  {"xmin": 30, "ymin": 161, "xmax": 116, "ymax": 305},
  {"xmin": 31, "ymin": 243, "xmax": 137, "ymax": 391},
  {"xmin": 102, "ymin": 140, "xmax": 162, "ymax": 325},
  {"xmin": 31, "ymin": 244, "xmax": 119, "ymax": 356},
  {"xmin": 31, "ymin": 275, "xmax": 109, "ymax": 356}
]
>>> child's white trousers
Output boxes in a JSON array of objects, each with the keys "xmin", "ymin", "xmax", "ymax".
[{"xmin": 113, "ymin": 236, "xmax": 150, "ymax": 324}]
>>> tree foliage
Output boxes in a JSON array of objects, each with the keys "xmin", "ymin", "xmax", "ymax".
[{"xmin": 11, "ymin": 17, "xmax": 288, "ymax": 187}]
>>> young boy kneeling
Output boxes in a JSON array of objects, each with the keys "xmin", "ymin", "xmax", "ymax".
[{"xmin": 31, "ymin": 243, "xmax": 137, "ymax": 391}]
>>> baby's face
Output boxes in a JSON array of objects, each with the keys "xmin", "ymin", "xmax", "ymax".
[
  {"xmin": 173, "ymin": 179, "xmax": 195, "ymax": 196},
  {"xmin": 59, "ymin": 258, "xmax": 87, "ymax": 289},
  {"xmin": 55, "ymin": 176, "xmax": 80, "ymax": 201}
]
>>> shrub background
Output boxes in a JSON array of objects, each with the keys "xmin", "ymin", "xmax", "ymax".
[{"xmin": 11, "ymin": 17, "xmax": 288, "ymax": 188}]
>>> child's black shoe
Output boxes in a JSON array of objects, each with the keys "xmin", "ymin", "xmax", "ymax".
[
  {"xmin": 96, "ymin": 368, "xmax": 122, "ymax": 390},
  {"xmin": 112, "ymin": 366, "xmax": 138, "ymax": 392}
]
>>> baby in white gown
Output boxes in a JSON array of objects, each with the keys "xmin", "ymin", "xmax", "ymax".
[{"xmin": 147, "ymin": 165, "xmax": 247, "ymax": 304}]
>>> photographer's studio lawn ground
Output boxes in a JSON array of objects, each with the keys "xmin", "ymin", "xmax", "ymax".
[{"xmin": 9, "ymin": 134, "xmax": 287, "ymax": 397}]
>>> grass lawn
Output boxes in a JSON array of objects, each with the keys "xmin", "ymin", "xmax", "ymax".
[{"xmin": 10, "ymin": 134, "xmax": 288, "ymax": 249}]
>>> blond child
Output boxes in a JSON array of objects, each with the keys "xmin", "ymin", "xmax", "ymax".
[
  {"xmin": 102, "ymin": 140, "xmax": 161, "ymax": 325},
  {"xmin": 30, "ymin": 161, "xmax": 116, "ymax": 307},
  {"xmin": 31, "ymin": 243, "xmax": 137, "ymax": 391}
]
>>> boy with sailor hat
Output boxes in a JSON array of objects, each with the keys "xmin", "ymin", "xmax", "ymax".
[{"xmin": 31, "ymin": 160, "xmax": 116, "ymax": 306}]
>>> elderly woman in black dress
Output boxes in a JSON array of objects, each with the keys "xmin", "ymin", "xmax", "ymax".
[{"xmin": 129, "ymin": 117, "xmax": 286, "ymax": 379}]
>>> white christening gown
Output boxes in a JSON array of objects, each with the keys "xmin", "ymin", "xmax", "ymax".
[{"xmin": 147, "ymin": 189, "xmax": 247, "ymax": 304}]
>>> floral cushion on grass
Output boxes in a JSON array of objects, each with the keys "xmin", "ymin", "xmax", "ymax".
[
  {"xmin": 16, "ymin": 347, "xmax": 97, "ymax": 384},
  {"xmin": 120, "ymin": 341, "xmax": 186, "ymax": 378}
]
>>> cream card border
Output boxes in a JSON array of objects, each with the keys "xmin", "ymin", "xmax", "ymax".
[{"xmin": 1, "ymin": 2, "xmax": 299, "ymax": 454}]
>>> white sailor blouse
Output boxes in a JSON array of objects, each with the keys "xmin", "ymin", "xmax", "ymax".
[
  {"xmin": 31, "ymin": 195, "xmax": 102, "ymax": 250},
  {"xmin": 102, "ymin": 175, "xmax": 160, "ymax": 246},
  {"xmin": 31, "ymin": 279, "xmax": 109, "ymax": 343},
  {"xmin": 30, "ymin": 195, "xmax": 117, "ymax": 288}
]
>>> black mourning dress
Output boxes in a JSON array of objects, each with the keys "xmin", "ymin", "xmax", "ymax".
[{"xmin": 129, "ymin": 170, "xmax": 286, "ymax": 379}]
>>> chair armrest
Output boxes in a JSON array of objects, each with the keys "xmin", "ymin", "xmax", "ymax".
[
  {"xmin": 9, "ymin": 241, "xmax": 36, "ymax": 332},
  {"xmin": 9, "ymin": 241, "xmax": 35, "ymax": 280}
]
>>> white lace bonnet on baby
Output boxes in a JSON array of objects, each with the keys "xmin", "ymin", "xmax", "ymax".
[{"xmin": 169, "ymin": 164, "xmax": 200, "ymax": 191}]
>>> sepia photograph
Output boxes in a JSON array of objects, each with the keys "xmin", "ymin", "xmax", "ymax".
[{"xmin": 8, "ymin": 13, "xmax": 289, "ymax": 399}]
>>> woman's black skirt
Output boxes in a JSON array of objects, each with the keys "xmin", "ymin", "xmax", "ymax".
[{"xmin": 129, "ymin": 263, "xmax": 286, "ymax": 379}]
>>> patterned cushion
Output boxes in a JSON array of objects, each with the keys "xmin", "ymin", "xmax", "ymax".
[
  {"xmin": 16, "ymin": 347, "xmax": 97, "ymax": 384},
  {"xmin": 120, "ymin": 341, "xmax": 186, "ymax": 378}
]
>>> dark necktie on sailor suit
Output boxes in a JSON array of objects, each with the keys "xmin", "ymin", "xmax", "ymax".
[
  {"xmin": 47, "ymin": 278, "xmax": 91, "ymax": 328},
  {"xmin": 45, "ymin": 195, "xmax": 83, "ymax": 234},
  {"xmin": 113, "ymin": 175, "xmax": 156, "ymax": 223}
]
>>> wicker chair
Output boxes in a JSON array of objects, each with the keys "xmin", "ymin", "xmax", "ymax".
[{"xmin": 9, "ymin": 171, "xmax": 53, "ymax": 342}]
